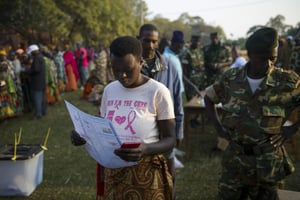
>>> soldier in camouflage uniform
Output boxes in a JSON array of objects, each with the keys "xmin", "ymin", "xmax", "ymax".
[
  {"xmin": 204, "ymin": 27, "xmax": 300, "ymax": 199},
  {"xmin": 181, "ymin": 35, "xmax": 204, "ymax": 100},
  {"xmin": 202, "ymin": 32, "xmax": 232, "ymax": 87},
  {"xmin": 289, "ymin": 36, "xmax": 300, "ymax": 75},
  {"xmin": 203, "ymin": 32, "xmax": 232, "ymax": 149}
]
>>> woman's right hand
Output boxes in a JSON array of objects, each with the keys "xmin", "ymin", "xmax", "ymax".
[
  {"xmin": 114, "ymin": 143, "xmax": 145, "ymax": 162},
  {"xmin": 70, "ymin": 130, "xmax": 86, "ymax": 146}
]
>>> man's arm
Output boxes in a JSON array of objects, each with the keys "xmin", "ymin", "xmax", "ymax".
[
  {"xmin": 270, "ymin": 108, "xmax": 300, "ymax": 147},
  {"xmin": 213, "ymin": 61, "xmax": 233, "ymax": 69},
  {"xmin": 170, "ymin": 61, "xmax": 184, "ymax": 146},
  {"xmin": 204, "ymin": 95, "xmax": 229, "ymax": 139},
  {"xmin": 180, "ymin": 51, "xmax": 191, "ymax": 78},
  {"xmin": 163, "ymin": 54, "xmax": 184, "ymax": 146}
]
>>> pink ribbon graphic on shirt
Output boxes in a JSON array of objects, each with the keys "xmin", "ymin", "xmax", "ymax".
[{"xmin": 125, "ymin": 110, "xmax": 136, "ymax": 134}]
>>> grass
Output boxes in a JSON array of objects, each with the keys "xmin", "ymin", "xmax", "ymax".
[{"xmin": 0, "ymin": 90, "xmax": 299, "ymax": 200}]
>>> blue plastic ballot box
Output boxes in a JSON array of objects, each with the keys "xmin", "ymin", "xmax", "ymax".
[{"xmin": 0, "ymin": 144, "xmax": 44, "ymax": 196}]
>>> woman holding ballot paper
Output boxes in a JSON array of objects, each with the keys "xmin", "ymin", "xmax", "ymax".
[{"xmin": 71, "ymin": 36, "xmax": 176, "ymax": 200}]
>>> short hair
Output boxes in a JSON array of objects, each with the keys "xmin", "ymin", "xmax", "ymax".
[
  {"xmin": 139, "ymin": 24, "xmax": 158, "ymax": 36},
  {"xmin": 110, "ymin": 36, "xmax": 142, "ymax": 58}
]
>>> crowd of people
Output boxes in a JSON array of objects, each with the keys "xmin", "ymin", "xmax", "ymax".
[
  {"xmin": 70, "ymin": 25, "xmax": 300, "ymax": 200},
  {"xmin": 0, "ymin": 41, "xmax": 112, "ymax": 121},
  {"xmin": 1, "ymin": 24, "xmax": 300, "ymax": 199}
]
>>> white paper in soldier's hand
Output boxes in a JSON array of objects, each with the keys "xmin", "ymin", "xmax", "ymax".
[{"xmin": 65, "ymin": 100, "xmax": 138, "ymax": 168}]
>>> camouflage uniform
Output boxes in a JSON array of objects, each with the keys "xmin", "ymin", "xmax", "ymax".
[
  {"xmin": 202, "ymin": 43, "xmax": 231, "ymax": 87},
  {"xmin": 205, "ymin": 64, "xmax": 299, "ymax": 199},
  {"xmin": 181, "ymin": 47, "xmax": 204, "ymax": 99},
  {"xmin": 289, "ymin": 45, "xmax": 300, "ymax": 75},
  {"xmin": 280, "ymin": 41, "xmax": 294, "ymax": 70}
]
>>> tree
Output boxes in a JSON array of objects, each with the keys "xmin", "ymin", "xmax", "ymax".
[
  {"xmin": 0, "ymin": 0, "xmax": 142, "ymax": 47},
  {"xmin": 286, "ymin": 22, "xmax": 300, "ymax": 38},
  {"xmin": 147, "ymin": 12, "xmax": 226, "ymax": 45},
  {"xmin": 0, "ymin": 0, "xmax": 68, "ymax": 44},
  {"xmin": 266, "ymin": 14, "xmax": 292, "ymax": 36},
  {"xmin": 54, "ymin": 0, "xmax": 141, "ymax": 47},
  {"xmin": 247, "ymin": 14, "xmax": 294, "ymax": 37}
]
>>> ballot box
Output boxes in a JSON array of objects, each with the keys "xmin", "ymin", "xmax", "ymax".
[{"xmin": 0, "ymin": 144, "xmax": 44, "ymax": 196}]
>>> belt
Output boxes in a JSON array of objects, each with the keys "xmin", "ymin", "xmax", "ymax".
[{"xmin": 230, "ymin": 141, "xmax": 275, "ymax": 156}]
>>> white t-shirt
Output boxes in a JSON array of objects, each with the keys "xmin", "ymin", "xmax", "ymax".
[
  {"xmin": 247, "ymin": 76, "xmax": 265, "ymax": 93},
  {"xmin": 100, "ymin": 79, "xmax": 175, "ymax": 144},
  {"xmin": 230, "ymin": 56, "xmax": 247, "ymax": 68}
]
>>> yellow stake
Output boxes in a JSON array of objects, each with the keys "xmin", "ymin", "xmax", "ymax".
[
  {"xmin": 11, "ymin": 133, "xmax": 17, "ymax": 161},
  {"xmin": 17, "ymin": 127, "xmax": 22, "ymax": 144},
  {"xmin": 41, "ymin": 127, "xmax": 51, "ymax": 150}
]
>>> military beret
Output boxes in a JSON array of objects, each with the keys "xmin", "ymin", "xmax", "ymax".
[
  {"xmin": 171, "ymin": 30, "xmax": 184, "ymax": 43},
  {"xmin": 246, "ymin": 27, "xmax": 278, "ymax": 54}
]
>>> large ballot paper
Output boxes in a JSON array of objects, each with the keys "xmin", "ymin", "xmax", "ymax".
[{"xmin": 65, "ymin": 101, "xmax": 138, "ymax": 168}]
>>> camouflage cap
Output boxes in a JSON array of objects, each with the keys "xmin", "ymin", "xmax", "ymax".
[{"xmin": 246, "ymin": 27, "xmax": 278, "ymax": 54}]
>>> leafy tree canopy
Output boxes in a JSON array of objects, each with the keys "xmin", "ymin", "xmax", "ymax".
[{"xmin": 0, "ymin": 1, "xmax": 298, "ymax": 50}]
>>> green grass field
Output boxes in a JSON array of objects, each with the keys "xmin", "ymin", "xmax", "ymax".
[{"xmin": 0, "ymin": 90, "xmax": 299, "ymax": 199}]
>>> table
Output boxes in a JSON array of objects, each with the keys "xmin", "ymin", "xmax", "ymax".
[
  {"xmin": 183, "ymin": 93, "xmax": 222, "ymax": 159},
  {"xmin": 184, "ymin": 94, "xmax": 206, "ymax": 159},
  {"xmin": 278, "ymin": 189, "xmax": 300, "ymax": 200},
  {"xmin": 184, "ymin": 97, "xmax": 298, "ymax": 160}
]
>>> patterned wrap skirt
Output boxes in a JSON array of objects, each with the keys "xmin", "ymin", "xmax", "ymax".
[{"xmin": 102, "ymin": 154, "xmax": 173, "ymax": 200}]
